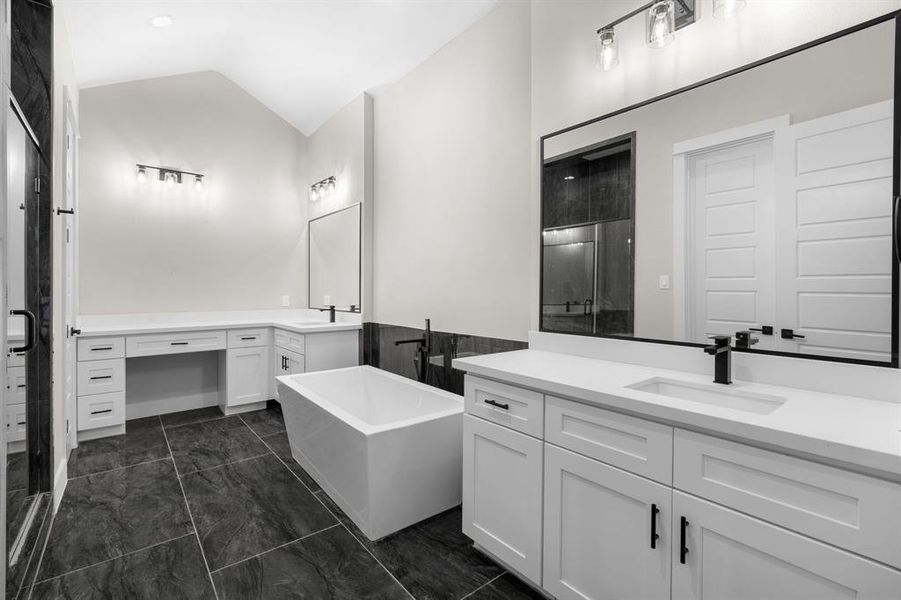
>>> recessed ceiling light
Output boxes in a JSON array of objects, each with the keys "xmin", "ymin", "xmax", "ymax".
[{"xmin": 149, "ymin": 15, "xmax": 173, "ymax": 28}]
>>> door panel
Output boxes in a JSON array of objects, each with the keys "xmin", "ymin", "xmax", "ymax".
[
  {"xmin": 775, "ymin": 100, "xmax": 893, "ymax": 360},
  {"xmin": 689, "ymin": 137, "xmax": 776, "ymax": 349}
]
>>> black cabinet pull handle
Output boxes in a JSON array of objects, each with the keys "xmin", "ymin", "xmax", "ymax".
[
  {"xmin": 240, "ymin": 336, "xmax": 256, "ymax": 341},
  {"xmin": 90, "ymin": 375, "xmax": 112, "ymax": 380},
  {"xmin": 91, "ymin": 346, "xmax": 113, "ymax": 351},
  {"xmin": 680, "ymin": 517, "xmax": 689, "ymax": 564},
  {"xmin": 56, "ymin": 207, "xmax": 75, "ymax": 215},
  {"xmin": 9, "ymin": 309, "xmax": 36, "ymax": 353},
  {"xmin": 90, "ymin": 409, "xmax": 113, "ymax": 415},
  {"xmin": 650, "ymin": 504, "xmax": 660, "ymax": 549},
  {"xmin": 16, "ymin": 421, "xmax": 26, "ymax": 425},
  {"xmin": 484, "ymin": 399, "xmax": 509, "ymax": 410},
  {"xmin": 16, "ymin": 384, "xmax": 25, "ymax": 388},
  {"xmin": 894, "ymin": 195, "xmax": 901, "ymax": 263},
  {"xmin": 170, "ymin": 342, "xmax": 189, "ymax": 346}
]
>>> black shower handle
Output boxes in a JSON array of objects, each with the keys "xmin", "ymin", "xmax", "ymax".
[{"xmin": 9, "ymin": 310, "xmax": 35, "ymax": 353}]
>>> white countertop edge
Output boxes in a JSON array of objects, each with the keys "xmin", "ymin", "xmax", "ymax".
[
  {"xmin": 76, "ymin": 320, "xmax": 362, "ymax": 337},
  {"xmin": 453, "ymin": 353, "xmax": 901, "ymax": 481}
]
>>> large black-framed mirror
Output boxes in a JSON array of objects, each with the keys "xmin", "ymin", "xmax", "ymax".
[{"xmin": 540, "ymin": 12, "xmax": 900, "ymax": 368}]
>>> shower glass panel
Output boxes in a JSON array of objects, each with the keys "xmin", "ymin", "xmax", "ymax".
[{"xmin": 6, "ymin": 104, "xmax": 40, "ymax": 569}]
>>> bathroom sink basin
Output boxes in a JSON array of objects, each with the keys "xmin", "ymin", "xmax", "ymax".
[{"xmin": 627, "ymin": 377, "xmax": 786, "ymax": 415}]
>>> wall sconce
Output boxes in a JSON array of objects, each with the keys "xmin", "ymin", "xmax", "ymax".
[
  {"xmin": 135, "ymin": 163, "xmax": 205, "ymax": 192},
  {"xmin": 596, "ymin": 0, "xmax": 746, "ymax": 70},
  {"xmin": 310, "ymin": 176, "xmax": 337, "ymax": 202}
]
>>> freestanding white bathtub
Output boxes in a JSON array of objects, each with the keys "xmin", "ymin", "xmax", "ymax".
[{"xmin": 277, "ymin": 365, "xmax": 464, "ymax": 540}]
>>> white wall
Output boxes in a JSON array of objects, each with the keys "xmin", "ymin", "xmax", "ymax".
[
  {"xmin": 305, "ymin": 93, "xmax": 373, "ymax": 317},
  {"xmin": 529, "ymin": 0, "xmax": 901, "ymax": 331},
  {"xmin": 78, "ymin": 71, "xmax": 308, "ymax": 314},
  {"xmin": 51, "ymin": 7, "xmax": 80, "ymax": 498},
  {"xmin": 372, "ymin": 0, "xmax": 532, "ymax": 341}
]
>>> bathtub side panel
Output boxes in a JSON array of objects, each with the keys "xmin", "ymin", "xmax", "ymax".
[
  {"xmin": 279, "ymin": 384, "xmax": 371, "ymax": 532},
  {"xmin": 368, "ymin": 411, "xmax": 464, "ymax": 540}
]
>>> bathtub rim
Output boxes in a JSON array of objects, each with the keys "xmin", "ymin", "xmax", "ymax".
[{"xmin": 276, "ymin": 365, "xmax": 463, "ymax": 436}]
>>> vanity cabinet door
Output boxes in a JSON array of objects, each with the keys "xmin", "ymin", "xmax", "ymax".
[
  {"xmin": 463, "ymin": 414, "xmax": 543, "ymax": 585},
  {"xmin": 543, "ymin": 444, "xmax": 671, "ymax": 600},
  {"xmin": 224, "ymin": 346, "xmax": 270, "ymax": 408},
  {"xmin": 672, "ymin": 491, "xmax": 901, "ymax": 600}
]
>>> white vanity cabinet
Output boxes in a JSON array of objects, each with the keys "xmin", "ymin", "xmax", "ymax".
[
  {"xmin": 671, "ymin": 492, "xmax": 901, "ymax": 600},
  {"xmin": 543, "ymin": 444, "xmax": 672, "ymax": 600},
  {"xmin": 462, "ymin": 414, "xmax": 543, "ymax": 584},
  {"xmin": 461, "ymin": 373, "xmax": 901, "ymax": 600}
]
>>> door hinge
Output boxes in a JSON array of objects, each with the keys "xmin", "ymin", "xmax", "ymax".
[{"xmin": 33, "ymin": 177, "xmax": 40, "ymax": 194}]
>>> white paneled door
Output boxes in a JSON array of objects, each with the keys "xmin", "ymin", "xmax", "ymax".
[
  {"xmin": 774, "ymin": 100, "xmax": 894, "ymax": 361},
  {"xmin": 63, "ymin": 93, "xmax": 79, "ymax": 452},
  {"xmin": 688, "ymin": 136, "xmax": 776, "ymax": 349}
]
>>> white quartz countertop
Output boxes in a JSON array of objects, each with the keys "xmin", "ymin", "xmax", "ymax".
[
  {"xmin": 75, "ymin": 310, "xmax": 362, "ymax": 337},
  {"xmin": 453, "ymin": 349, "xmax": 901, "ymax": 479}
]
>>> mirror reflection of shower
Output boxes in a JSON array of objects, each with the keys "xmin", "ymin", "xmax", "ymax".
[{"xmin": 541, "ymin": 133, "xmax": 635, "ymax": 337}]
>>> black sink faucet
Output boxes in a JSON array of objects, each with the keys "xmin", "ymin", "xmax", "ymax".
[
  {"xmin": 320, "ymin": 305, "xmax": 336, "ymax": 323},
  {"xmin": 395, "ymin": 318, "xmax": 432, "ymax": 384},
  {"xmin": 704, "ymin": 335, "xmax": 732, "ymax": 385}
]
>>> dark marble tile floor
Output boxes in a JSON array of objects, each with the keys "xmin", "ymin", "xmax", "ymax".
[{"xmin": 27, "ymin": 405, "xmax": 544, "ymax": 599}]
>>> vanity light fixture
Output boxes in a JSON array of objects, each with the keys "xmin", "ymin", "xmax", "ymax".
[
  {"xmin": 135, "ymin": 163, "xmax": 205, "ymax": 192},
  {"xmin": 712, "ymin": 0, "xmax": 747, "ymax": 19},
  {"xmin": 596, "ymin": 0, "xmax": 747, "ymax": 71},
  {"xmin": 647, "ymin": 0, "xmax": 676, "ymax": 48},
  {"xmin": 596, "ymin": 27, "xmax": 619, "ymax": 71},
  {"xmin": 310, "ymin": 176, "xmax": 337, "ymax": 202}
]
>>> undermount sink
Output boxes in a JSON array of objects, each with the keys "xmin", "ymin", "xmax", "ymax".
[{"xmin": 627, "ymin": 377, "xmax": 786, "ymax": 415}]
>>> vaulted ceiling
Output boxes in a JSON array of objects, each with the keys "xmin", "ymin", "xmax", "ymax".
[{"xmin": 58, "ymin": 0, "xmax": 498, "ymax": 135}]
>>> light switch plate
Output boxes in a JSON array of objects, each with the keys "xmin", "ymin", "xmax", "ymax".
[
  {"xmin": 658, "ymin": 275, "xmax": 670, "ymax": 290},
  {"xmin": 281, "ymin": 295, "xmax": 290, "ymax": 307},
  {"xmin": 323, "ymin": 295, "xmax": 331, "ymax": 305}
]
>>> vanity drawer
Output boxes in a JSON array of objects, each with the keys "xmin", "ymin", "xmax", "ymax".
[
  {"xmin": 126, "ymin": 330, "xmax": 226, "ymax": 357},
  {"xmin": 674, "ymin": 429, "xmax": 901, "ymax": 568},
  {"xmin": 545, "ymin": 396, "xmax": 673, "ymax": 485},
  {"xmin": 274, "ymin": 329, "xmax": 305, "ymax": 354},
  {"xmin": 77, "ymin": 392, "xmax": 125, "ymax": 431},
  {"xmin": 77, "ymin": 358, "xmax": 126, "ymax": 396},
  {"xmin": 6, "ymin": 404, "xmax": 26, "ymax": 442},
  {"xmin": 227, "ymin": 328, "xmax": 271, "ymax": 349},
  {"xmin": 77, "ymin": 336, "xmax": 125, "ymax": 361},
  {"xmin": 464, "ymin": 376, "xmax": 543, "ymax": 438},
  {"xmin": 6, "ymin": 366, "xmax": 26, "ymax": 404},
  {"xmin": 7, "ymin": 349, "xmax": 25, "ymax": 367}
]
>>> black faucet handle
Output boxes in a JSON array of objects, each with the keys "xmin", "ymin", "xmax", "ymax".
[
  {"xmin": 735, "ymin": 331, "xmax": 759, "ymax": 347},
  {"xmin": 707, "ymin": 334, "xmax": 731, "ymax": 347}
]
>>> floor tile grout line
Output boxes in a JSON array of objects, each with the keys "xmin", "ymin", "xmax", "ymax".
[
  {"xmin": 241, "ymin": 413, "xmax": 417, "ymax": 600},
  {"xmin": 207, "ymin": 523, "xmax": 342, "ymax": 574},
  {"xmin": 458, "ymin": 572, "xmax": 505, "ymax": 600},
  {"xmin": 159, "ymin": 415, "xmax": 222, "ymax": 600},
  {"xmin": 66, "ymin": 455, "xmax": 173, "ymax": 482},
  {"xmin": 30, "ymin": 532, "xmax": 197, "ymax": 587},
  {"xmin": 177, "ymin": 450, "xmax": 273, "ymax": 478},
  {"xmin": 161, "ymin": 413, "xmax": 228, "ymax": 431}
]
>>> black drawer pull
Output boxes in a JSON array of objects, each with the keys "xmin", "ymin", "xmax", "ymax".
[
  {"xmin": 16, "ymin": 384, "xmax": 25, "ymax": 388},
  {"xmin": 650, "ymin": 504, "xmax": 660, "ymax": 549},
  {"xmin": 16, "ymin": 421, "xmax": 25, "ymax": 425},
  {"xmin": 240, "ymin": 336, "xmax": 257, "ymax": 341},
  {"xmin": 90, "ymin": 375, "xmax": 112, "ymax": 380},
  {"xmin": 90, "ymin": 409, "xmax": 113, "ymax": 415},
  {"xmin": 680, "ymin": 517, "xmax": 689, "ymax": 564},
  {"xmin": 91, "ymin": 346, "xmax": 113, "ymax": 351},
  {"xmin": 484, "ymin": 399, "xmax": 509, "ymax": 410},
  {"xmin": 170, "ymin": 342, "xmax": 189, "ymax": 346}
]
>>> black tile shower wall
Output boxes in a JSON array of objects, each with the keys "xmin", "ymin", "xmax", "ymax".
[
  {"xmin": 360, "ymin": 323, "xmax": 527, "ymax": 396},
  {"xmin": 11, "ymin": 0, "xmax": 53, "ymax": 156}
]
